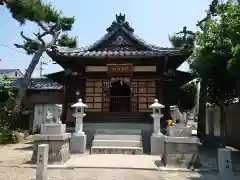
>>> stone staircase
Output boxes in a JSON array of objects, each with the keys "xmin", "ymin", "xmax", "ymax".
[{"xmin": 91, "ymin": 132, "xmax": 143, "ymax": 155}]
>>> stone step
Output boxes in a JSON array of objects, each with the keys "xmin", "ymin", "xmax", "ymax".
[
  {"xmin": 94, "ymin": 134, "xmax": 142, "ymax": 141},
  {"xmin": 95, "ymin": 129, "xmax": 142, "ymax": 135},
  {"xmin": 92, "ymin": 140, "xmax": 142, "ymax": 147},
  {"xmin": 90, "ymin": 146, "xmax": 143, "ymax": 155}
]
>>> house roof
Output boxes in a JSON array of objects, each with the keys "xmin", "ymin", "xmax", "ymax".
[
  {"xmin": 10, "ymin": 78, "xmax": 62, "ymax": 90},
  {"xmin": 0, "ymin": 69, "xmax": 22, "ymax": 76},
  {"xmin": 47, "ymin": 13, "xmax": 188, "ymax": 59}
]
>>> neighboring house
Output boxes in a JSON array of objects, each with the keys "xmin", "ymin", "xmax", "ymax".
[{"xmin": 0, "ymin": 69, "xmax": 24, "ymax": 78}]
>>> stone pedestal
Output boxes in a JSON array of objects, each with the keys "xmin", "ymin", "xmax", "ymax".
[
  {"xmin": 162, "ymin": 136, "xmax": 200, "ymax": 168},
  {"xmin": 70, "ymin": 133, "xmax": 86, "ymax": 154},
  {"xmin": 167, "ymin": 125, "xmax": 192, "ymax": 137},
  {"xmin": 151, "ymin": 133, "xmax": 165, "ymax": 156},
  {"xmin": 31, "ymin": 133, "xmax": 71, "ymax": 164},
  {"xmin": 40, "ymin": 124, "xmax": 66, "ymax": 135}
]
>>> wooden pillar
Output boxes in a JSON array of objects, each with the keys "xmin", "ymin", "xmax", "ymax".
[
  {"xmin": 60, "ymin": 84, "xmax": 69, "ymax": 123},
  {"xmin": 156, "ymin": 65, "xmax": 163, "ymax": 103}
]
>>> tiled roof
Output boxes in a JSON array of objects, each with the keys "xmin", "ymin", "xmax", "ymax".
[
  {"xmin": 10, "ymin": 78, "xmax": 62, "ymax": 90},
  {"xmin": 0, "ymin": 69, "xmax": 19, "ymax": 75},
  {"xmin": 48, "ymin": 46, "xmax": 183, "ymax": 58},
  {"xmin": 47, "ymin": 14, "xmax": 186, "ymax": 59}
]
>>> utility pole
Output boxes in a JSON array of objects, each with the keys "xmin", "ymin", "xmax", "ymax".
[{"xmin": 39, "ymin": 59, "xmax": 48, "ymax": 77}]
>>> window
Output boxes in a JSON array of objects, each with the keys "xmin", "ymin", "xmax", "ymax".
[
  {"xmin": 85, "ymin": 79, "xmax": 103, "ymax": 112},
  {"xmin": 132, "ymin": 79, "xmax": 156, "ymax": 112}
]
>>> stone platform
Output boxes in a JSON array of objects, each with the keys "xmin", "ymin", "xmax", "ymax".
[
  {"xmin": 162, "ymin": 136, "xmax": 201, "ymax": 168},
  {"xmin": 91, "ymin": 134, "xmax": 143, "ymax": 155},
  {"xmin": 31, "ymin": 133, "xmax": 71, "ymax": 164}
]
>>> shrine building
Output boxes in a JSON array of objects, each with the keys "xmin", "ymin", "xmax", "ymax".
[{"xmin": 16, "ymin": 14, "xmax": 192, "ymax": 132}]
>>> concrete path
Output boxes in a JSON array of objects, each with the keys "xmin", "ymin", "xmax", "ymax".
[{"xmin": 65, "ymin": 154, "xmax": 159, "ymax": 170}]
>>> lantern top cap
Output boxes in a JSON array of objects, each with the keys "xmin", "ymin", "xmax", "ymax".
[
  {"xmin": 149, "ymin": 99, "xmax": 165, "ymax": 109},
  {"xmin": 71, "ymin": 98, "xmax": 88, "ymax": 108}
]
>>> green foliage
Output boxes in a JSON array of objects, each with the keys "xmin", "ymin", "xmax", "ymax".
[
  {"xmin": 169, "ymin": 26, "xmax": 196, "ymax": 49},
  {"xmin": 189, "ymin": 0, "xmax": 239, "ymax": 105},
  {"xmin": 0, "ymin": 78, "xmax": 21, "ymax": 144},
  {"xmin": 169, "ymin": 33, "xmax": 195, "ymax": 48},
  {"xmin": 180, "ymin": 82, "xmax": 198, "ymax": 110},
  {"xmin": 58, "ymin": 34, "xmax": 77, "ymax": 48}
]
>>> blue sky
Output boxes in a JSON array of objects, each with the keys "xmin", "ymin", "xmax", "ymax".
[{"xmin": 0, "ymin": 0, "xmax": 211, "ymax": 77}]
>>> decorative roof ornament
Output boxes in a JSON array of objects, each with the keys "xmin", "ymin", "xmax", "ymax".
[
  {"xmin": 106, "ymin": 13, "xmax": 134, "ymax": 33},
  {"xmin": 116, "ymin": 13, "xmax": 125, "ymax": 24}
]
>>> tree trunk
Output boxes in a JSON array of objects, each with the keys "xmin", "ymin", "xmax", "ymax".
[
  {"xmin": 236, "ymin": 77, "xmax": 240, "ymax": 98},
  {"xmin": 61, "ymin": 84, "xmax": 69, "ymax": 123},
  {"xmin": 197, "ymin": 79, "xmax": 207, "ymax": 142},
  {"xmin": 219, "ymin": 100, "xmax": 227, "ymax": 147},
  {"xmin": 12, "ymin": 48, "xmax": 46, "ymax": 114}
]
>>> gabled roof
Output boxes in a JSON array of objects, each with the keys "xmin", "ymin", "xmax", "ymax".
[{"xmin": 47, "ymin": 13, "xmax": 187, "ymax": 59}]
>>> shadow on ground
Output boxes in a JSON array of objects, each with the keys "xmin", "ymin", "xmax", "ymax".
[{"xmin": 14, "ymin": 145, "xmax": 33, "ymax": 151}]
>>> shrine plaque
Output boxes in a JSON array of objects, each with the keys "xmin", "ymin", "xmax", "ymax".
[{"xmin": 107, "ymin": 64, "xmax": 133, "ymax": 75}]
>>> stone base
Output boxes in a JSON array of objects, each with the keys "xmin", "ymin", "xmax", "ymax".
[
  {"xmin": 70, "ymin": 133, "xmax": 86, "ymax": 154},
  {"xmin": 162, "ymin": 136, "xmax": 200, "ymax": 168},
  {"xmin": 40, "ymin": 124, "xmax": 66, "ymax": 135},
  {"xmin": 167, "ymin": 125, "xmax": 192, "ymax": 137},
  {"xmin": 91, "ymin": 146, "xmax": 143, "ymax": 154},
  {"xmin": 31, "ymin": 133, "xmax": 71, "ymax": 164},
  {"xmin": 151, "ymin": 133, "xmax": 165, "ymax": 156}
]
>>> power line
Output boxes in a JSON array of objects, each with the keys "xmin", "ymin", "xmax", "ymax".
[
  {"xmin": 0, "ymin": 43, "xmax": 47, "ymax": 62},
  {"xmin": 0, "ymin": 43, "xmax": 27, "ymax": 55}
]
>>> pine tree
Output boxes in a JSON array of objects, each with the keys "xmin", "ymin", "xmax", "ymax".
[{"xmin": 2, "ymin": 0, "xmax": 77, "ymax": 113}]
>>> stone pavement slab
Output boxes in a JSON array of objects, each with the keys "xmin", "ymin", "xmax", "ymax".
[{"xmin": 64, "ymin": 154, "xmax": 159, "ymax": 170}]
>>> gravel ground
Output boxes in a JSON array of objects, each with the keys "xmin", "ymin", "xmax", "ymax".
[{"xmin": 0, "ymin": 167, "xmax": 240, "ymax": 180}]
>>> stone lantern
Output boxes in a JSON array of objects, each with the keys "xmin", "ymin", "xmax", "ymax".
[
  {"xmin": 70, "ymin": 98, "xmax": 88, "ymax": 153},
  {"xmin": 149, "ymin": 99, "xmax": 165, "ymax": 155},
  {"xmin": 149, "ymin": 99, "xmax": 165, "ymax": 134}
]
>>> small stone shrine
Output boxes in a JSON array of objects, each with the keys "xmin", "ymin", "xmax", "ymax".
[
  {"xmin": 31, "ymin": 107, "xmax": 71, "ymax": 164},
  {"xmin": 150, "ymin": 99, "xmax": 165, "ymax": 156},
  {"xmin": 162, "ymin": 106, "xmax": 201, "ymax": 168},
  {"xmin": 70, "ymin": 98, "xmax": 87, "ymax": 154}
]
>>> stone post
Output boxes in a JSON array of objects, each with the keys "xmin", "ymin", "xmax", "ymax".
[
  {"xmin": 149, "ymin": 99, "xmax": 165, "ymax": 155},
  {"xmin": 70, "ymin": 98, "xmax": 88, "ymax": 153},
  {"xmin": 218, "ymin": 148, "xmax": 233, "ymax": 180},
  {"xmin": 36, "ymin": 144, "xmax": 48, "ymax": 180}
]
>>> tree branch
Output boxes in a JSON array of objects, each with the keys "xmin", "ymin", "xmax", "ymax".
[
  {"xmin": 14, "ymin": 43, "xmax": 25, "ymax": 49},
  {"xmin": 45, "ymin": 30, "xmax": 61, "ymax": 48},
  {"xmin": 20, "ymin": 31, "xmax": 34, "ymax": 42},
  {"xmin": 37, "ymin": 21, "xmax": 50, "ymax": 32},
  {"xmin": 33, "ymin": 32, "xmax": 45, "ymax": 45}
]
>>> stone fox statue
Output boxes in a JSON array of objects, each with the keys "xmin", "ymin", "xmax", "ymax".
[{"xmin": 170, "ymin": 106, "xmax": 187, "ymax": 125}]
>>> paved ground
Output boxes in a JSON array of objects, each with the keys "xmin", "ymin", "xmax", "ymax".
[
  {"xmin": 0, "ymin": 140, "xmax": 240, "ymax": 180},
  {"xmin": 1, "ymin": 167, "xmax": 240, "ymax": 180}
]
